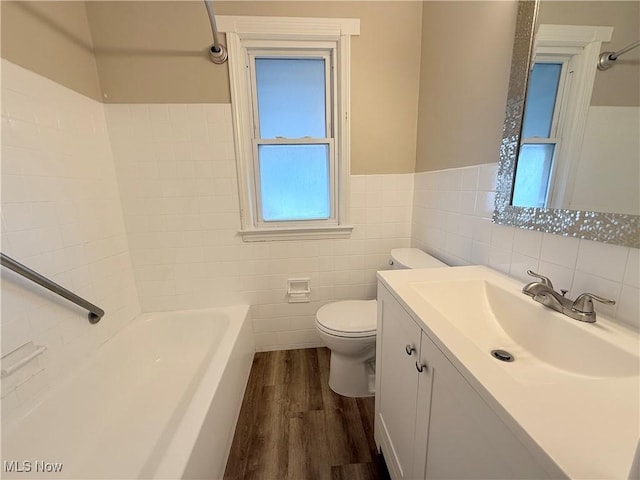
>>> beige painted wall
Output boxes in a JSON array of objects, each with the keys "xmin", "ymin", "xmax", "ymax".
[
  {"xmin": 538, "ymin": 1, "xmax": 639, "ymax": 107},
  {"xmin": 415, "ymin": 1, "xmax": 518, "ymax": 173},
  {"xmin": 1, "ymin": 1, "xmax": 102, "ymax": 101},
  {"xmin": 86, "ymin": 1, "xmax": 423, "ymax": 174},
  {"xmin": 85, "ymin": 1, "xmax": 223, "ymax": 104}
]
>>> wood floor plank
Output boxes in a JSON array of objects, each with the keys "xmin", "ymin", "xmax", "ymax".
[
  {"xmin": 317, "ymin": 346, "xmax": 339, "ymax": 410},
  {"xmin": 223, "ymin": 352, "xmax": 267, "ymax": 479},
  {"xmin": 357, "ymin": 397, "xmax": 378, "ymax": 455},
  {"xmin": 287, "ymin": 410, "xmax": 332, "ymax": 480},
  {"xmin": 286, "ymin": 348, "xmax": 324, "ymax": 414},
  {"xmin": 325, "ymin": 395, "xmax": 373, "ymax": 466},
  {"xmin": 242, "ymin": 385, "xmax": 289, "ymax": 480},
  {"xmin": 262, "ymin": 350, "xmax": 290, "ymax": 386}
]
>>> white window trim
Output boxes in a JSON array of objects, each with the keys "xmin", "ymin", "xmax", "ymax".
[
  {"xmin": 218, "ymin": 16, "xmax": 360, "ymax": 242},
  {"xmin": 533, "ymin": 24, "xmax": 613, "ymax": 209}
]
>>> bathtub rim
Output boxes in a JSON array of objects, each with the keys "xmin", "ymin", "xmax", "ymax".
[{"xmin": 151, "ymin": 304, "xmax": 252, "ymax": 479}]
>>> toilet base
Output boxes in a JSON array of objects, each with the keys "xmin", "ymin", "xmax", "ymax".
[{"xmin": 328, "ymin": 348, "xmax": 376, "ymax": 398}]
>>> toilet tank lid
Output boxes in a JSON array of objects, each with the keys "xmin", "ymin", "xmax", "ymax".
[{"xmin": 390, "ymin": 248, "xmax": 448, "ymax": 269}]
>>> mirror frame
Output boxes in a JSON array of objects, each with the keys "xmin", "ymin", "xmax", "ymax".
[{"xmin": 493, "ymin": 0, "xmax": 639, "ymax": 249}]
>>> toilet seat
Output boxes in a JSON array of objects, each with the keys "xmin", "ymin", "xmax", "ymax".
[
  {"xmin": 316, "ymin": 300, "xmax": 377, "ymax": 338},
  {"xmin": 316, "ymin": 321, "xmax": 376, "ymax": 339}
]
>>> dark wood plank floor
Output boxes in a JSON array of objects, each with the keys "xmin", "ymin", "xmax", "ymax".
[{"xmin": 224, "ymin": 347, "xmax": 390, "ymax": 480}]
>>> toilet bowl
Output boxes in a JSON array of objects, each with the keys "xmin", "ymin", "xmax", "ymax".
[
  {"xmin": 315, "ymin": 248, "xmax": 448, "ymax": 398},
  {"xmin": 316, "ymin": 300, "xmax": 378, "ymax": 398}
]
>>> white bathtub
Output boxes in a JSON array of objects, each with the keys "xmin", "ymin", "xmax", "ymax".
[{"xmin": 2, "ymin": 305, "xmax": 255, "ymax": 479}]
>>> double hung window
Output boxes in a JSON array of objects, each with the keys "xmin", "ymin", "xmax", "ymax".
[
  {"xmin": 221, "ymin": 16, "xmax": 359, "ymax": 241},
  {"xmin": 252, "ymin": 54, "xmax": 333, "ymax": 223},
  {"xmin": 513, "ymin": 58, "xmax": 569, "ymax": 208}
]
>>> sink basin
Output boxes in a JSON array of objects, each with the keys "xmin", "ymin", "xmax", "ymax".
[{"xmin": 408, "ymin": 278, "xmax": 639, "ymax": 379}]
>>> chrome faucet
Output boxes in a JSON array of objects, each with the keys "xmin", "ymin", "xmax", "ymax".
[{"xmin": 522, "ymin": 270, "xmax": 615, "ymax": 323}]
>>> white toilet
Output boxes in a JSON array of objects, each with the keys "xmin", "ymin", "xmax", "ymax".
[{"xmin": 315, "ymin": 248, "xmax": 448, "ymax": 397}]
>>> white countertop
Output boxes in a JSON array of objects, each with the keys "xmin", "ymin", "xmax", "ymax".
[{"xmin": 378, "ymin": 265, "xmax": 640, "ymax": 479}]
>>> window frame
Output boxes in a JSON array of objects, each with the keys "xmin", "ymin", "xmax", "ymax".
[
  {"xmin": 249, "ymin": 49, "xmax": 336, "ymax": 227},
  {"xmin": 218, "ymin": 16, "xmax": 360, "ymax": 241},
  {"xmin": 517, "ymin": 55, "xmax": 572, "ymax": 207}
]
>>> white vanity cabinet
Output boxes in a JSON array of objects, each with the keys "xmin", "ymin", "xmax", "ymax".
[{"xmin": 375, "ymin": 282, "xmax": 551, "ymax": 480}]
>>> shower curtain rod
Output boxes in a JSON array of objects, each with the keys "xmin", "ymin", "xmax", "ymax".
[
  {"xmin": 598, "ymin": 39, "xmax": 640, "ymax": 71},
  {"xmin": 204, "ymin": 0, "xmax": 228, "ymax": 64}
]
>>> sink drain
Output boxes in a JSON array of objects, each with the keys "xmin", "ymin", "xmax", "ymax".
[{"xmin": 491, "ymin": 349, "xmax": 514, "ymax": 362}]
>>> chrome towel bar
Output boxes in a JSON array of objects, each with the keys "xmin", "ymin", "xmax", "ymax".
[{"xmin": 1, "ymin": 252, "xmax": 105, "ymax": 324}]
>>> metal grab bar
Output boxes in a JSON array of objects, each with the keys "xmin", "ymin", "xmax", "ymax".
[{"xmin": 1, "ymin": 253, "xmax": 104, "ymax": 324}]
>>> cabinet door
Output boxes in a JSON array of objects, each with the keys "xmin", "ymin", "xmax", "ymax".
[
  {"xmin": 376, "ymin": 286, "xmax": 422, "ymax": 480},
  {"xmin": 412, "ymin": 334, "xmax": 434, "ymax": 479},
  {"xmin": 421, "ymin": 333, "xmax": 550, "ymax": 479}
]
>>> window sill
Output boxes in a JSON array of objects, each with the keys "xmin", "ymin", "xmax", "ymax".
[{"xmin": 239, "ymin": 225, "xmax": 354, "ymax": 242}]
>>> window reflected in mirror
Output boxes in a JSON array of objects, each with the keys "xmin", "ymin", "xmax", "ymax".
[
  {"xmin": 509, "ymin": 11, "xmax": 639, "ymax": 216},
  {"xmin": 513, "ymin": 62, "xmax": 563, "ymax": 208}
]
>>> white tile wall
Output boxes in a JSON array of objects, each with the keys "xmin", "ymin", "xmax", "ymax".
[
  {"xmin": 105, "ymin": 104, "xmax": 413, "ymax": 351},
  {"xmin": 411, "ymin": 163, "xmax": 640, "ymax": 330},
  {"xmin": 1, "ymin": 60, "xmax": 141, "ymax": 427}
]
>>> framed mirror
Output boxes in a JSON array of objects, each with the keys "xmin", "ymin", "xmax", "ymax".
[{"xmin": 494, "ymin": 0, "xmax": 639, "ymax": 248}]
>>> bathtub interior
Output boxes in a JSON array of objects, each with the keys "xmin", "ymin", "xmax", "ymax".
[{"xmin": 1, "ymin": 305, "xmax": 254, "ymax": 480}]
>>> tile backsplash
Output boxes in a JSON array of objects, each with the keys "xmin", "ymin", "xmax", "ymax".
[
  {"xmin": 411, "ymin": 164, "xmax": 640, "ymax": 330},
  {"xmin": 1, "ymin": 60, "xmax": 141, "ymax": 427},
  {"xmin": 104, "ymin": 103, "xmax": 413, "ymax": 351}
]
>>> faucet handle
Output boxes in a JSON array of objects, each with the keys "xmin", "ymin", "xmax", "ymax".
[
  {"xmin": 572, "ymin": 292, "xmax": 616, "ymax": 314},
  {"xmin": 526, "ymin": 270, "xmax": 554, "ymax": 289}
]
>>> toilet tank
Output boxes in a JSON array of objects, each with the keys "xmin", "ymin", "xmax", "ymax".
[{"xmin": 390, "ymin": 248, "xmax": 448, "ymax": 270}]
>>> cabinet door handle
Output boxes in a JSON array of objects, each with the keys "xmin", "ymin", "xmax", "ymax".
[
  {"xmin": 405, "ymin": 344, "xmax": 416, "ymax": 355},
  {"xmin": 416, "ymin": 361, "xmax": 427, "ymax": 373}
]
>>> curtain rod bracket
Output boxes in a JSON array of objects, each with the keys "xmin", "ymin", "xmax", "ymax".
[
  {"xmin": 204, "ymin": 0, "xmax": 228, "ymax": 64},
  {"xmin": 598, "ymin": 51, "xmax": 617, "ymax": 70},
  {"xmin": 209, "ymin": 43, "xmax": 228, "ymax": 64},
  {"xmin": 598, "ymin": 39, "xmax": 640, "ymax": 71}
]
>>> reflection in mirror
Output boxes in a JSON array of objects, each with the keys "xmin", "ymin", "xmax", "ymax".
[
  {"xmin": 494, "ymin": 0, "xmax": 639, "ymax": 248},
  {"xmin": 513, "ymin": 61, "xmax": 562, "ymax": 208},
  {"xmin": 513, "ymin": 3, "xmax": 640, "ymax": 215}
]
